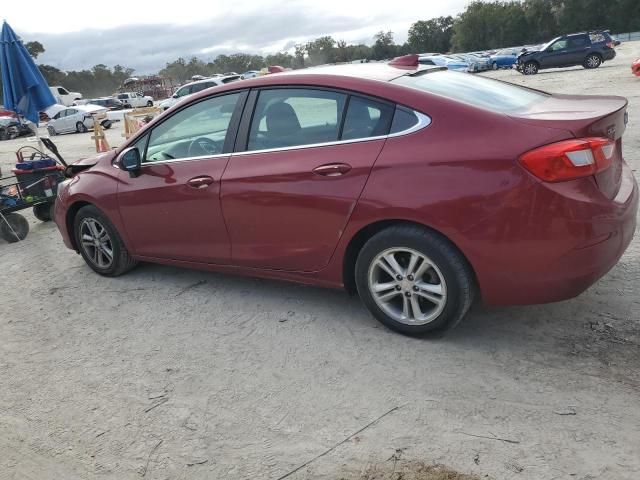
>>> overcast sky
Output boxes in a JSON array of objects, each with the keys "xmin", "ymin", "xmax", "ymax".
[{"xmin": 4, "ymin": 0, "xmax": 468, "ymax": 73}]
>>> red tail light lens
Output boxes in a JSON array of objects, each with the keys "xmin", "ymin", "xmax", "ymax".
[
  {"xmin": 519, "ymin": 137, "xmax": 615, "ymax": 182},
  {"xmin": 606, "ymin": 41, "xmax": 614, "ymax": 48}
]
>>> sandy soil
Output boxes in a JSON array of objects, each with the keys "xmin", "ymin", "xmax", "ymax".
[{"xmin": 1, "ymin": 42, "xmax": 639, "ymax": 480}]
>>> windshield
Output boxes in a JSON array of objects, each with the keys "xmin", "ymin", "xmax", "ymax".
[
  {"xmin": 540, "ymin": 37, "xmax": 561, "ymax": 51},
  {"xmin": 392, "ymin": 70, "xmax": 548, "ymax": 112}
]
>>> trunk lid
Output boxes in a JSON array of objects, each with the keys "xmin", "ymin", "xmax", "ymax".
[{"xmin": 509, "ymin": 94, "xmax": 628, "ymax": 199}]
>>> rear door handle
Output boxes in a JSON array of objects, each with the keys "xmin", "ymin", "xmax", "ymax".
[
  {"xmin": 312, "ymin": 163, "xmax": 352, "ymax": 177},
  {"xmin": 187, "ymin": 176, "xmax": 214, "ymax": 189}
]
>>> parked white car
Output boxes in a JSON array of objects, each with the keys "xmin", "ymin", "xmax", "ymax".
[
  {"xmin": 159, "ymin": 75, "xmax": 241, "ymax": 110},
  {"xmin": 45, "ymin": 104, "xmax": 111, "ymax": 135},
  {"xmin": 115, "ymin": 92, "xmax": 154, "ymax": 108},
  {"xmin": 49, "ymin": 86, "xmax": 83, "ymax": 106}
]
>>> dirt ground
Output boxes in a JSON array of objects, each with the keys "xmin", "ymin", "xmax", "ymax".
[{"xmin": 1, "ymin": 42, "xmax": 639, "ymax": 480}]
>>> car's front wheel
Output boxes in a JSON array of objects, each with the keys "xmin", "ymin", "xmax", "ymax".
[
  {"xmin": 146, "ymin": 100, "xmax": 153, "ymax": 107},
  {"xmin": 74, "ymin": 205, "xmax": 138, "ymax": 276},
  {"xmin": 523, "ymin": 61, "xmax": 538, "ymax": 75},
  {"xmin": 355, "ymin": 225, "xmax": 475, "ymax": 336},
  {"xmin": 584, "ymin": 53, "xmax": 602, "ymax": 69},
  {"xmin": 47, "ymin": 125, "xmax": 57, "ymax": 136},
  {"xmin": 76, "ymin": 122, "xmax": 88, "ymax": 133}
]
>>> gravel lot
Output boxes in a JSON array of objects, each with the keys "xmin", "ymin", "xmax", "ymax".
[{"xmin": 1, "ymin": 42, "xmax": 639, "ymax": 480}]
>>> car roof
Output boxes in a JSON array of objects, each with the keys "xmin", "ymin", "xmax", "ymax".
[{"xmin": 273, "ymin": 63, "xmax": 428, "ymax": 82}]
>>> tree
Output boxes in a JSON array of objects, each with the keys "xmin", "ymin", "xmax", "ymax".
[
  {"xmin": 408, "ymin": 17, "xmax": 454, "ymax": 54},
  {"xmin": 264, "ymin": 52, "xmax": 294, "ymax": 68},
  {"xmin": 451, "ymin": 1, "xmax": 529, "ymax": 51},
  {"xmin": 305, "ymin": 36, "xmax": 337, "ymax": 65},
  {"xmin": 25, "ymin": 41, "xmax": 44, "ymax": 59},
  {"xmin": 371, "ymin": 31, "xmax": 397, "ymax": 60}
]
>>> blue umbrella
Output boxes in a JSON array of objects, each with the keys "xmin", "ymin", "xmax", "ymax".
[{"xmin": 1, "ymin": 21, "xmax": 55, "ymax": 123}]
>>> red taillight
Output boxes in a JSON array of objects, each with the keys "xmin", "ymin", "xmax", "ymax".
[
  {"xmin": 519, "ymin": 137, "xmax": 615, "ymax": 182},
  {"xmin": 606, "ymin": 41, "xmax": 614, "ymax": 48}
]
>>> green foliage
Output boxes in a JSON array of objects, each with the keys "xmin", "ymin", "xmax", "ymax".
[
  {"xmin": 408, "ymin": 17, "xmax": 454, "ymax": 54},
  {"xmin": 371, "ymin": 31, "xmax": 398, "ymax": 60},
  {"xmin": 25, "ymin": 41, "xmax": 45, "ymax": 59},
  {"xmin": 451, "ymin": 0, "xmax": 640, "ymax": 51}
]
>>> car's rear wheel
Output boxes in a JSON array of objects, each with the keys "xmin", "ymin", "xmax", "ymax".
[
  {"xmin": 74, "ymin": 205, "xmax": 138, "ymax": 276},
  {"xmin": 355, "ymin": 225, "xmax": 475, "ymax": 336},
  {"xmin": 76, "ymin": 122, "xmax": 88, "ymax": 133},
  {"xmin": 584, "ymin": 54, "xmax": 602, "ymax": 69},
  {"xmin": 523, "ymin": 61, "xmax": 538, "ymax": 75}
]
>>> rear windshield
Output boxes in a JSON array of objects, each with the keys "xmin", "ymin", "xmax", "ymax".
[{"xmin": 392, "ymin": 70, "xmax": 548, "ymax": 112}]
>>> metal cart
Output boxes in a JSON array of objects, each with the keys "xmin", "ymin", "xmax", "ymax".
[{"xmin": 0, "ymin": 141, "xmax": 67, "ymax": 243}]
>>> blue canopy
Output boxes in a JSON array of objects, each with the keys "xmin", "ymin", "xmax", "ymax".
[{"xmin": 1, "ymin": 21, "xmax": 55, "ymax": 123}]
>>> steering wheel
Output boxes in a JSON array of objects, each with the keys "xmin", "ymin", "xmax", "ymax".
[{"xmin": 187, "ymin": 137, "xmax": 222, "ymax": 157}]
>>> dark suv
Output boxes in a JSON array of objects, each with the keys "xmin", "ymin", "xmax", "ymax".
[{"xmin": 517, "ymin": 31, "xmax": 616, "ymax": 75}]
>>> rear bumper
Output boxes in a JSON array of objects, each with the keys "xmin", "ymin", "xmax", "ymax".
[
  {"xmin": 603, "ymin": 49, "xmax": 616, "ymax": 61},
  {"xmin": 462, "ymin": 162, "xmax": 638, "ymax": 306}
]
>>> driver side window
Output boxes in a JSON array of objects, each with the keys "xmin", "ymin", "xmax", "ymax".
[{"xmin": 145, "ymin": 92, "xmax": 240, "ymax": 162}]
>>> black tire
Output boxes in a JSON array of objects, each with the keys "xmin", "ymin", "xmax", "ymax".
[
  {"xmin": 523, "ymin": 61, "xmax": 538, "ymax": 75},
  {"xmin": 1, "ymin": 213, "xmax": 29, "ymax": 242},
  {"xmin": 76, "ymin": 121, "xmax": 88, "ymax": 133},
  {"xmin": 0, "ymin": 127, "xmax": 7, "ymax": 141},
  {"xmin": 102, "ymin": 120, "xmax": 112, "ymax": 130},
  {"xmin": 584, "ymin": 53, "xmax": 602, "ymax": 69},
  {"xmin": 146, "ymin": 100, "xmax": 153, "ymax": 107},
  {"xmin": 73, "ymin": 205, "xmax": 138, "ymax": 276},
  {"xmin": 355, "ymin": 225, "xmax": 475, "ymax": 336},
  {"xmin": 33, "ymin": 202, "xmax": 54, "ymax": 222},
  {"xmin": 47, "ymin": 125, "xmax": 57, "ymax": 136},
  {"xmin": 492, "ymin": 62, "xmax": 498, "ymax": 70}
]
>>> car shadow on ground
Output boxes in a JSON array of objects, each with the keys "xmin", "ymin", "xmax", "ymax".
[{"xmin": 128, "ymin": 262, "xmax": 639, "ymax": 386}]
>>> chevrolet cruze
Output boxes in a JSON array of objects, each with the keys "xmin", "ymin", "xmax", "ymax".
[{"xmin": 54, "ymin": 55, "xmax": 638, "ymax": 336}]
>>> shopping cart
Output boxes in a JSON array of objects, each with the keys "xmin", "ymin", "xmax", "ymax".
[{"xmin": 0, "ymin": 142, "xmax": 67, "ymax": 243}]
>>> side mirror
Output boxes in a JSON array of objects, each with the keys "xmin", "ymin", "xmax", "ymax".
[
  {"xmin": 172, "ymin": 93, "xmax": 178, "ymax": 98},
  {"xmin": 119, "ymin": 147, "xmax": 141, "ymax": 177}
]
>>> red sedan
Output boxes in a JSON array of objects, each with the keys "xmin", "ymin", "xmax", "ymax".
[{"xmin": 54, "ymin": 56, "xmax": 638, "ymax": 336}]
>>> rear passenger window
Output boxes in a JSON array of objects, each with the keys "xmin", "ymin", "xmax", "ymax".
[
  {"xmin": 248, "ymin": 89, "xmax": 346, "ymax": 150},
  {"xmin": 341, "ymin": 96, "xmax": 393, "ymax": 140},
  {"xmin": 390, "ymin": 107, "xmax": 419, "ymax": 134},
  {"xmin": 569, "ymin": 36, "xmax": 589, "ymax": 48}
]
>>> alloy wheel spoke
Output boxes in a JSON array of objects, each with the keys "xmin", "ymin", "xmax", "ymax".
[
  {"xmin": 406, "ymin": 253, "xmax": 419, "ymax": 276},
  {"xmin": 377, "ymin": 289, "xmax": 402, "ymax": 302},
  {"xmin": 373, "ymin": 281, "xmax": 398, "ymax": 293},
  {"xmin": 414, "ymin": 258, "xmax": 433, "ymax": 280},
  {"xmin": 415, "ymin": 288, "xmax": 444, "ymax": 307},
  {"xmin": 375, "ymin": 258, "xmax": 396, "ymax": 278},
  {"xmin": 383, "ymin": 253, "xmax": 404, "ymax": 277},
  {"xmin": 410, "ymin": 295, "xmax": 423, "ymax": 319},
  {"xmin": 100, "ymin": 244, "xmax": 113, "ymax": 261},
  {"xmin": 402, "ymin": 295, "xmax": 410, "ymax": 318}
]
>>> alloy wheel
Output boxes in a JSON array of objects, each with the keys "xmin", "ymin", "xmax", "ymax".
[
  {"xmin": 367, "ymin": 247, "xmax": 447, "ymax": 325},
  {"xmin": 79, "ymin": 218, "xmax": 114, "ymax": 268},
  {"xmin": 524, "ymin": 63, "xmax": 537, "ymax": 75},
  {"xmin": 586, "ymin": 55, "xmax": 601, "ymax": 68}
]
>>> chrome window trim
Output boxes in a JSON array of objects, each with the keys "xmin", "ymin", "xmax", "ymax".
[
  {"xmin": 233, "ymin": 110, "xmax": 431, "ymax": 157},
  {"xmin": 113, "ymin": 110, "xmax": 430, "ymax": 167}
]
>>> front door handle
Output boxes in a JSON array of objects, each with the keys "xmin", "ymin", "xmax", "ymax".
[
  {"xmin": 187, "ymin": 176, "xmax": 214, "ymax": 189},
  {"xmin": 312, "ymin": 163, "xmax": 352, "ymax": 177}
]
